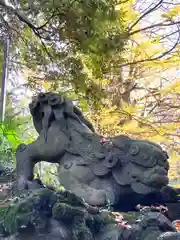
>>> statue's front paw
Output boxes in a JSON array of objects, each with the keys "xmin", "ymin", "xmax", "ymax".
[{"xmin": 87, "ymin": 190, "xmax": 107, "ymax": 206}]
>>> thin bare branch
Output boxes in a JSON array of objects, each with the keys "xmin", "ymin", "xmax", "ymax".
[
  {"xmin": 120, "ymin": 29, "xmax": 180, "ymax": 67},
  {"xmin": 129, "ymin": 20, "xmax": 180, "ymax": 36},
  {"xmin": 128, "ymin": 0, "xmax": 164, "ymax": 31},
  {"xmin": 0, "ymin": 0, "xmax": 37, "ymax": 30},
  {"xmin": 36, "ymin": 12, "xmax": 57, "ymax": 30}
]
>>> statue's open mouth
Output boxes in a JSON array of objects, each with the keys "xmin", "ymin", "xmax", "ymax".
[
  {"xmin": 139, "ymin": 165, "xmax": 168, "ymax": 186},
  {"xmin": 140, "ymin": 169, "xmax": 169, "ymax": 190},
  {"xmin": 130, "ymin": 165, "xmax": 169, "ymax": 195},
  {"xmin": 131, "ymin": 173, "xmax": 169, "ymax": 195},
  {"xmin": 147, "ymin": 174, "xmax": 169, "ymax": 187}
]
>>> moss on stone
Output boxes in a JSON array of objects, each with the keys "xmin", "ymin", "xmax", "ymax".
[
  {"xmin": 56, "ymin": 190, "xmax": 85, "ymax": 207},
  {"xmin": 0, "ymin": 188, "xmax": 120, "ymax": 240},
  {"xmin": 95, "ymin": 211, "xmax": 115, "ymax": 226},
  {"xmin": 72, "ymin": 217, "xmax": 94, "ymax": 240},
  {"xmin": 87, "ymin": 210, "xmax": 115, "ymax": 236},
  {"xmin": 122, "ymin": 211, "xmax": 141, "ymax": 224},
  {"xmin": 0, "ymin": 188, "xmax": 55, "ymax": 236},
  {"xmin": 52, "ymin": 202, "xmax": 85, "ymax": 220},
  {"xmin": 0, "ymin": 197, "xmax": 36, "ymax": 235}
]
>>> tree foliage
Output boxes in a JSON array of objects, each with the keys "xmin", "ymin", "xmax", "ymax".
[
  {"xmin": 0, "ymin": 0, "xmax": 128, "ymax": 108},
  {"xmin": 0, "ymin": 116, "xmax": 36, "ymax": 170},
  {"xmin": 85, "ymin": 0, "xmax": 180, "ymax": 184},
  {"xmin": 0, "ymin": 0, "xmax": 180, "ymax": 184}
]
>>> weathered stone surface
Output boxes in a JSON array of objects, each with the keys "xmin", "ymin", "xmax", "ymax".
[
  {"xmin": 0, "ymin": 188, "xmax": 179, "ymax": 240},
  {"xmin": 166, "ymin": 203, "xmax": 180, "ymax": 221},
  {"xmin": 15, "ymin": 92, "xmax": 170, "ymax": 209},
  {"xmin": 3, "ymin": 91, "xmax": 179, "ymax": 240},
  {"xmin": 0, "ymin": 188, "xmax": 99, "ymax": 240},
  {"xmin": 158, "ymin": 232, "xmax": 180, "ymax": 240}
]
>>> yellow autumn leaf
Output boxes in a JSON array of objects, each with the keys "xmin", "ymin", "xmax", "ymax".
[
  {"xmin": 100, "ymin": 115, "xmax": 120, "ymax": 126},
  {"xmin": 122, "ymin": 121, "xmax": 140, "ymax": 132},
  {"xmin": 122, "ymin": 103, "xmax": 138, "ymax": 115},
  {"xmin": 150, "ymin": 135, "xmax": 168, "ymax": 143},
  {"xmin": 169, "ymin": 151, "xmax": 179, "ymax": 164},
  {"xmin": 40, "ymin": 81, "xmax": 51, "ymax": 90},
  {"xmin": 166, "ymin": 6, "xmax": 180, "ymax": 18}
]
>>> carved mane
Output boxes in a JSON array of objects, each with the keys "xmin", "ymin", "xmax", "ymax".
[{"xmin": 29, "ymin": 92, "xmax": 95, "ymax": 136}]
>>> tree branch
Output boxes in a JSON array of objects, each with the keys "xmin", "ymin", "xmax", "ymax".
[
  {"xmin": 129, "ymin": 20, "xmax": 180, "ymax": 36},
  {"xmin": 0, "ymin": 0, "xmax": 37, "ymax": 30},
  {"xmin": 128, "ymin": 0, "xmax": 164, "ymax": 32},
  {"xmin": 36, "ymin": 12, "xmax": 57, "ymax": 30},
  {"xmin": 163, "ymin": 1, "xmax": 180, "ymax": 5},
  {"xmin": 120, "ymin": 29, "xmax": 180, "ymax": 67}
]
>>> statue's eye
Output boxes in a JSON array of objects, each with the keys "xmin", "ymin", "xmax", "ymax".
[{"xmin": 128, "ymin": 145, "xmax": 140, "ymax": 156}]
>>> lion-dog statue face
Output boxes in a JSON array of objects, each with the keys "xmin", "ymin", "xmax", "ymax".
[{"xmin": 91, "ymin": 136, "xmax": 169, "ymax": 195}]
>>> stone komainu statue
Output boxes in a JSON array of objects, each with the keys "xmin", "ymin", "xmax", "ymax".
[{"xmin": 16, "ymin": 92, "xmax": 169, "ymax": 208}]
